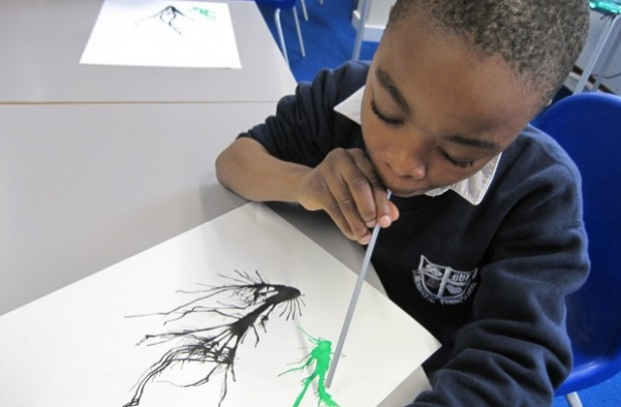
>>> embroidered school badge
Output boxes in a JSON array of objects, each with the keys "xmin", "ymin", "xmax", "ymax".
[{"xmin": 413, "ymin": 255, "xmax": 479, "ymax": 305}]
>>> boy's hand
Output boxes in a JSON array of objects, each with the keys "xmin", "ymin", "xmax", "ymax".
[{"xmin": 295, "ymin": 148, "xmax": 399, "ymax": 244}]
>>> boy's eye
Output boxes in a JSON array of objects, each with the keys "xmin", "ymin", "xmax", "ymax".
[
  {"xmin": 370, "ymin": 99, "xmax": 474, "ymax": 169},
  {"xmin": 437, "ymin": 147, "xmax": 474, "ymax": 169},
  {"xmin": 371, "ymin": 100, "xmax": 404, "ymax": 126}
]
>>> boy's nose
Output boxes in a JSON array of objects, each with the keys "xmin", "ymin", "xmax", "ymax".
[{"xmin": 385, "ymin": 145, "xmax": 427, "ymax": 180}]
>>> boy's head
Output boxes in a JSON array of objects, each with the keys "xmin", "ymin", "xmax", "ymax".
[
  {"xmin": 387, "ymin": 0, "xmax": 590, "ymax": 107},
  {"xmin": 360, "ymin": 0, "xmax": 589, "ymax": 198}
]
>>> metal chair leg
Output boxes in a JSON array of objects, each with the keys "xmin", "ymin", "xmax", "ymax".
[
  {"xmin": 574, "ymin": 13, "xmax": 621, "ymax": 94},
  {"xmin": 292, "ymin": 6, "xmax": 306, "ymax": 57},
  {"xmin": 352, "ymin": 0, "xmax": 372, "ymax": 59},
  {"xmin": 300, "ymin": 0, "xmax": 309, "ymax": 21},
  {"xmin": 592, "ymin": 22, "xmax": 621, "ymax": 90},
  {"xmin": 274, "ymin": 9, "xmax": 289, "ymax": 64},
  {"xmin": 565, "ymin": 392, "xmax": 584, "ymax": 407}
]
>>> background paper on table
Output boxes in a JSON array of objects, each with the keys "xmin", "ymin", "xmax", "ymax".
[
  {"xmin": 0, "ymin": 203, "xmax": 440, "ymax": 407},
  {"xmin": 80, "ymin": 0, "xmax": 242, "ymax": 69}
]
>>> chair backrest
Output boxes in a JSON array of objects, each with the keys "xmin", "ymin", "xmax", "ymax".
[{"xmin": 532, "ymin": 92, "xmax": 621, "ymax": 391}]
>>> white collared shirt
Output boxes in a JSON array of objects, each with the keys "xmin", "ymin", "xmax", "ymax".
[{"xmin": 334, "ymin": 87, "xmax": 501, "ymax": 205}]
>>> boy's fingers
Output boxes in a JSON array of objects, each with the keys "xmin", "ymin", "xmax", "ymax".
[
  {"xmin": 338, "ymin": 150, "xmax": 383, "ymax": 225},
  {"xmin": 340, "ymin": 166, "xmax": 379, "ymax": 227},
  {"xmin": 297, "ymin": 156, "xmax": 370, "ymax": 244},
  {"xmin": 347, "ymin": 150, "xmax": 396, "ymax": 228},
  {"xmin": 312, "ymin": 150, "xmax": 372, "ymax": 243},
  {"xmin": 323, "ymin": 193, "xmax": 372, "ymax": 244},
  {"xmin": 388, "ymin": 201, "xmax": 400, "ymax": 222},
  {"xmin": 302, "ymin": 148, "xmax": 395, "ymax": 244},
  {"xmin": 323, "ymin": 174, "xmax": 373, "ymax": 243}
]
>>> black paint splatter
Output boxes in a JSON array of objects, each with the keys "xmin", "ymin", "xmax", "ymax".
[
  {"xmin": 136, "ymin": 5, "xmax": 192, "ymax": 36},
  {"xmin": 123, "ymin": 270, "xmax": 304, "ymax": 407}
]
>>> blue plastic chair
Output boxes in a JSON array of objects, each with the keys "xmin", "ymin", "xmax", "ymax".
[
  {"xmin": 532, "ymin": 92, "xmax": 621, "ymax": 407},
  {"xmin": 254, "ymin": 0, "xmax": 306, "ymax": 64}
]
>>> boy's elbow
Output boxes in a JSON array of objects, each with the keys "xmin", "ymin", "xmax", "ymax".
[
  {"xmin": 215, "ymin": 137, "xmax": 263, "ymax": 190},
  {"xmin": 215, "ymin": 145, "xmax": 235, "ymax": 188}
]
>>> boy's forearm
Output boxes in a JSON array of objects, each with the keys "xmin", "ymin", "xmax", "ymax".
[{"xmin": 215, "ymin": 137, "xmax": 310, "ymax": 203}]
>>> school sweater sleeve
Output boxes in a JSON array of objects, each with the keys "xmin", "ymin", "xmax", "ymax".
[
  {"xmin": 239, "ymin": 61, "xmax": 369, "ymax": 166},
  {"xmin": 409, "ymin": 134, "xmax": 590, "ymax": 407}
]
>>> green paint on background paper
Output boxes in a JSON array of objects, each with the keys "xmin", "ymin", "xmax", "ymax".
[
  {"xmin": 280, "ymin": 328, "xmax": 341, "ymax": 407},
  {"xmin": 192, "ymin": 7, "xmax": 216, "ymax": 20}
]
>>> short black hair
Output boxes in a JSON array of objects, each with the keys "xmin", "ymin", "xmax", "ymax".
[{"xmin": 387, "ymin": 0, "xmax": 590, "ymax": 106}]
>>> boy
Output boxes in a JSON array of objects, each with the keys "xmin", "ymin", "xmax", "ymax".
[{"xmin": 216, "ymin": 0, "xmax": 591, "ymax": 405}]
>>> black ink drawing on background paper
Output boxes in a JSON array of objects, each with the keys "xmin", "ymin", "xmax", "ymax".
[
  {"xmin": 123, "ymin": 270, "xmax": 304, "ymax": 407},
  {"xmin": 135, "ymin": 5, "xmax": 193, "ymax": 35}
]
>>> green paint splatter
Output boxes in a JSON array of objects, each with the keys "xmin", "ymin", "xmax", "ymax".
[
  {"xmin": 192, "ymin": 7, "xmax": 216, "ymax": 20},
  {"xmin": 280, "ymin": 328, "xmax": 341, "ymax": 407}
]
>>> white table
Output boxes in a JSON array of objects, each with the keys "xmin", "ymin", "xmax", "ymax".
[
  {"xmin": 0, "ymin": 3, "xmax": 432, "ymax": 401},
  {"xmin": 0, "ymin": 101, "xmax": 381, "ymax": 316},
  {"xmin": 0, "ymin": 103, "xmax": 256, "ymax": 313},
  {"xmin": 0, "ymin": 0, "xmax": 307, "ymax": 315},
  {"xmin": 0, "ymin": 0, "xmax": 296, "ymax": 103}
]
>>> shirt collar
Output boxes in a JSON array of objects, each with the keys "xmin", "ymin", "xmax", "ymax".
[{"xmin": 334, "ymin": 86, "xmax": 501, "ymax": 206}]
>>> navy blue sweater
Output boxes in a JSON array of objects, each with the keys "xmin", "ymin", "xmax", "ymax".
[{"xmin": 242, "ymin": 61, "xmax": 589, "ymax": 407}]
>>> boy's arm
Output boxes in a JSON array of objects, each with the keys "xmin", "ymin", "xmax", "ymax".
[
  {"xmin": 215, "ymin": 62, "xmax": 397, "ymax": 244},
  {"xmin": 216, "ymin": 137, "xmax": 395, "ymax": 244},
  {"xmin": 215, "ymin": 137, "xmax": 310, "ymax": 204}
]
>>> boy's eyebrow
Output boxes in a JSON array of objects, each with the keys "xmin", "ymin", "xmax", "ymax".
[
  {"xmin": 376, "ymin": 68, "xmax": 411, "ymax": 115},
  {"xmin": 444, "ymin": 134, "xmax": 499, "ymax": 151}
]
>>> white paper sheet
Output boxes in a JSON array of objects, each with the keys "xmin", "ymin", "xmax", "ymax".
[
  {"xmin": 80, "ymin": 0, "xmax": 242, "ymax": 69},
  {"xmin": 0, "ymin": 203, "xmax": 440, "ymax": 407}
]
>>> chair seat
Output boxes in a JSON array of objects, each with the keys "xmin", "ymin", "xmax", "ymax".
[{"xmin": 557, "ymin": 347, "xmax": 621, "ymax": 394}]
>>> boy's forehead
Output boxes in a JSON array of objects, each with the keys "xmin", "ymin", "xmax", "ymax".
[
  {"xmin": 384, "ymin": 9, "xmax": 545, "ymax": 102},
  {"xmin": 371, "ymin": 20, "xmax": 541, "ymax": 146}
]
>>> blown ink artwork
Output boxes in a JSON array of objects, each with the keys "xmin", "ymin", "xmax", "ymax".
[
  {"xmin": 80, "ymin": 0, "xmax": 242, "ymax": 69},
  {"xmin": 134, "ymin": 5, "xmax": 217, "ymax": 36},
  {"xmin": 123, "ymin": 270, "xmax": 305, "ymax": 407},
  {"xmin": 0, "ymin": 203, "xmax": 440, "ymax": 407},
  {"xmin": 280, "ymin": 328, "xmax": 341, "ymax": 407},
  {"xmin": 135, "ymin": 5, "xmax": 192, "ymax": 36}
]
